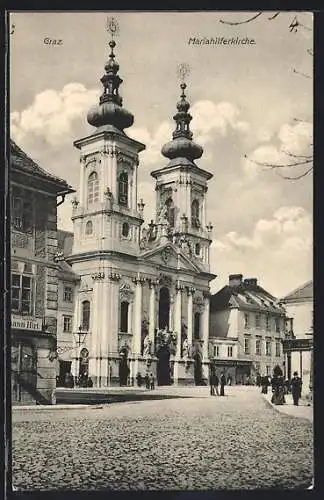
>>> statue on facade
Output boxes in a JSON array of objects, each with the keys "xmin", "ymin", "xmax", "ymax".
[
  {"xmin": 157, "ymin": 204, "xmax": 169, "ymax": 224},
  {"xmin": 182, "ymin": 338, "xmax": 190, "ymax": 358},
  {"xmin": 139, "ymin": 227, "xmax": 149, "ymax": 250},
  {"xmin": 104, "ymin": 187, "xmax": 113, "ymax": 209},
  {"xmin": 179, "ymin": 235, "xmax": 192, "ymax": 256},
  {"xmin": 143, "ymin": 334, "xmax": 152, "ymax": 356}
]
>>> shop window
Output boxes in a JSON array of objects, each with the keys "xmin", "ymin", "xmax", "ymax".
[
  {"xmin": 11, "ymin": 274, "xmax": 32, "ymax": 314},
  {"xmin": 88, "ymin": 172, "xmax": 99, "ymax": 205},
  {"xmin": 118, "ymin": 172, "xmax": 128, "ymax": 206},
  {"xmin": 81, "ymin": 300, "xmax": 90, "ymax": 331},
  {"xmin": 120, "ymin": 301, "xmax": 129, "ymax": 333},
  {"xmin": 63, "ymin": 315, "xmax": 72, "ymax": 333}
]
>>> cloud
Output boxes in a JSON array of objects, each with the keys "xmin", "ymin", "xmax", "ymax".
[
  {"xmin": 210, "ymin": 206, "xmax": 312, "ymax": 297},
  {"xmin": 244, "ymin": 120, "xmax": 313, "ymax": 179},
  {"xmin": 11, "ymin": 83, "xmax": 99, "ymax": 146}
]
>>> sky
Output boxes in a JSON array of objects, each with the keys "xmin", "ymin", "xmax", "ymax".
[{"xmin": 9, "ymin": 11, "xmax": 313, "ymax": 298}]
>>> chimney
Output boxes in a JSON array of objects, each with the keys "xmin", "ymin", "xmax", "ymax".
[
  {"xmin": 228, "ymin": 274, "xmax": 243, "ymax": 287},
  {"xmin": 244, "ymin": 278, "xmax": 258, "ymax": 287}
]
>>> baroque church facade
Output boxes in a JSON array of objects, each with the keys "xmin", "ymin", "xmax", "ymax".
[{"xmin": 67, "ymin": 38, "xmax": 216, "ymax": 386}]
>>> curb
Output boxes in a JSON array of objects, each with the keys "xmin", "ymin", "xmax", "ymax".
[
  {"xmin": 12, "ymin": 404, "xmax": 101, "ymax": 411},
  {"xmin": 262, "ymin": 395, "xmax": 313, "ymax": 423}
]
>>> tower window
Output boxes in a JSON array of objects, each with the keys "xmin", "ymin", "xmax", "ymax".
[
  {"xmin": 165, "ymin": 197, "xmax": 175, "ymax": 227},
  {"xmin": 81, "ymin": 300, "xmax": 90, "ymax": 331},
  {"xmin": 88, "ymin": 172, "xmax": 99, "ymax": 205},
  {"xmin": 191, "ymin": 199, "xmax": 200, "ymax": 228},
  {"xmin": 195, "ymin": 243, "xmax": 201, "ymax": 256},
  {"xmin": 122, "ymin": 222, "xmax": 130, "ymax": 238},
  {"xmin": 85, "ymin": 221, "xmax": 93, "ymax": 235},
  {"xmin": 118, "ymin": 172, "xmax": 128, "ymax": 206},
  {"xmin": 194, "ymin": 312, "xmax": 201, "ymax": 339}
]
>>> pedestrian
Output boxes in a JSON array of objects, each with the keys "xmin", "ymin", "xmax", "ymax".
[
  {"xmin": 220, "ymin": 372, "xmax": 226, "ymax": 396},
  {"xmin": 256, "ymin": 373, "xmax": 261, "ymax": 387},
  {"xmin": 290, "ymin": 371, "xmax": 302, "ymax": 406},
  {"xmin": 210, "ymin": 372, "xmax": 219, "ymax": 396},
  {"xmin": 261, "ymin": 375, "xmax": 269, "ymax": 394},
  {"xmin": 149, "ymin": 373, "xmax": 155, "ymax": 390},
  {"xmin": 144, "ymin": 373, "xmax": 150, "ymax": 389},
  {"xmin": 136, "ymin": 372, "xmax": 142, "ymax": 387},
  {"xmin": 227, "ymin": 374, "xmax": 232, "ymax": 386}
]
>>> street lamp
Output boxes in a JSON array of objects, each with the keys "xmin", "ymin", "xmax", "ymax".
[{"xmin": 73, "ymin": 325, "xmax": 88, "ymax": 346}]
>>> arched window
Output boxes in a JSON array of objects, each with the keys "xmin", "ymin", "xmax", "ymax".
[
  {"xmin": 120, "ymin": 301, "xmax": 129, "ymax": 333},
  {"xmin": 194, "ymin": 312, "xmax": 201, "ymax": 339},
  {"xmin": 122, "ymin": 222, "xmax": 130, "ymax": 238},
  {"xmin": 118, "ymin": 172, "xmax": 128, "ymax": 206},
  {"xmin": 88, "ymin": 172, "xmax": 99, "ymax": 205},
  {"xmin": 195, "ymin": 243, "xmax": 201, "ymax": 256},
  {"xmin": 85, "ymin": 220, "xmax": 93, "ymax": 235},
  {"xmin": 191, "ymin": 199, "xmax": 200, "ymax": 228},
  {"xmin": 165, "ymin": 197, "xmax": 175, "ymax": 227},
  {"xmin": 81, "ymin": 300, "xmax": 90, "ymax": 331}
]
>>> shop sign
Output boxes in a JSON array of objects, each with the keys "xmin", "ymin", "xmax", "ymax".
[{"xmin": 11, "ymin": 315, "xmax": 43, "ymax": 331}]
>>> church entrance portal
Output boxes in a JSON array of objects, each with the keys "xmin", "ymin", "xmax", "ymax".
[
  {"xmin": 158, "ymin": 287, "xmax": 170, "ymax": 329},
  {"xmin": 119, "ymin": 347, "xmax": 130, "ymax": 386},
  {"xmin": 194, "ymin": 353, "xmax": 203, "ymax": 385},
  {"xmin": 157, "ymin": 346, "xmax": 171, "ymax": 386}
]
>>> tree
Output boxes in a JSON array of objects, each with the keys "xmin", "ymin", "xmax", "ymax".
[{"xmin": 220, "ymin": 12, "xmax": 313, "ymax": 180}]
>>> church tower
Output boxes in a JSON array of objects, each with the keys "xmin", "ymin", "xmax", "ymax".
[
  {"xmin": 151, "ymin": 72, "xmax": 213, "ymax": 271},
  {"xmin": 71, "ymin": 35, "xmax": 145, "ymax": 258}
]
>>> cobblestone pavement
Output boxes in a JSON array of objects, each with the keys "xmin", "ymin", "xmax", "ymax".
[{"xmin": 12, "ymin": 386, "xmax": 313, "ymax": 491}]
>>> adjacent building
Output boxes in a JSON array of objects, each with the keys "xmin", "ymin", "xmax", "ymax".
[
  {"xmin": 281, "ymin": 280, "xmax": 313, "ymax": 396},
  {"xmin": 55, "ymin": 230, "xmax": 79, "ymax": 386},
  {"xmin": 10, "ymin": 140, "xmax": 74, "ymax": 404},
  {"xmin": 209, "ymin": 274, "xmax": 286, "ymax": 383},
  {"xmin": 65, "ymin": 37, "xmax": 216, "ymax": 387}
]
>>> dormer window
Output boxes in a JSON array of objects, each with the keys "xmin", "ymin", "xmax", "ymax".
[
  {"xmin": 191, "ymin": 199, "xmax": 200, "ymax": 228},
  {"xmin": 88, "ymin": 171, "xmax": 99, "ymax": 205},
  {"xmin": 118, "ymin": 172, "xmax": 128, "ymax": 206}
]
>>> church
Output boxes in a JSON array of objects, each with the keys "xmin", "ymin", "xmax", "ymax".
[{"xmin": 66, "ymin": 35, "xmax": 216, "ymax": 387}]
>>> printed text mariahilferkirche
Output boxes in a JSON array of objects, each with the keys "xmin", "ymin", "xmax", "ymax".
[{"xmin": 188, "ymin": 36, "xmax": 256, "ymax": 46}]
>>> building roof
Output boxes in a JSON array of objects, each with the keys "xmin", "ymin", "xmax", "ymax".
[
  {"xmin": 10, "ymin": 140, "xmax": 74, "ymax": 194},
  {"xmin": 281, "ymin": 280, "xmax": 313, "ymax": 303},
  {"xmin": 210, "ymin": 277, "xmax": 284, "ymax": 314},
  {"xmin": 58, "ymin": 260, "xmax": 80, "ymax": 282}
]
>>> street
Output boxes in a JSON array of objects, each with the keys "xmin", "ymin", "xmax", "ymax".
[{"xmin": 12, "ymin": 386, "xmax": 313, "ymax": 490}]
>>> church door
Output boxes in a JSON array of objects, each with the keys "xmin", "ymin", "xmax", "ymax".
[
  {"xmin": 194, "ymin": 353, "xmax": 203, "ymax": 385},
  {"xmin": 119, "ymin": 349, "xmax": 129, "ymax": 386},
  {"xmin": 157, "ymin": 346, "xmax": 171, "ymax": 386},
  {"xmin": 158, "ymin": 287, "xmax": 170, "ymax": 330}
]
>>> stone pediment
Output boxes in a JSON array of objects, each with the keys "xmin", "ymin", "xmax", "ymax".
[{"xmin": 140, "ymin": 243, "xmax": 200, "ymax": 273}]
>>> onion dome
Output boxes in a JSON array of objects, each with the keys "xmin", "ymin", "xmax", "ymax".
[
  {"xmin": 161, "ymin": 83, "xmax": 203, "ymax": 162},
  {"xmin": 87, "ymin": 40, "xmax": 134, "ymax": 131}
]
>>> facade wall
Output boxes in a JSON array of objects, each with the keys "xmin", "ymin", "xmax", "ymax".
[
  {"xmin": 284, "ymin": 302, "xmax": 313, "ymax": 338},
  {"xmin": 11, "ymin": 178, "xmax": 61, "ymax": 404}
]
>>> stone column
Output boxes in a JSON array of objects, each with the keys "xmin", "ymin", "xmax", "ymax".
[
  {"xmin": 149, "ymin": 279, "xmax": 158, "ymax": 348},
  {"xmin": 187, "ymin": 287, "xmax": 195, "ymax": 351},
  {"xmin": 169, "ymin": 293, "xmax": 174, "ymax": 331},
  {"xmin": 175, "ymin": 282, "xmax": 184, "ymax": 358},
  {"xmin": 202, "ymin": 291, "xmax": 210, "ymax": 360},
  {"xmin": 79, "ymin": 156, "xmax": 86, "ymax": 206},
  {"xmin": 133, "ymin": 276, "xmax": 144, "ymax": 355}
]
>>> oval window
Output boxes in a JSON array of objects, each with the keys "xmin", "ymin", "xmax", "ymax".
[{"xmin": 122, "ymin": 222, "xmax": 130, "ymax": 237}]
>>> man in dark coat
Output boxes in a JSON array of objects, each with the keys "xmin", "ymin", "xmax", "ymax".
[
  {"xmin": 220, "ymin": 372, "xmax": 226, "ymax": 396},
  {"xmin": 210, "ymin": 372, "xmax": 219, "ymax": 396},
  {"xmin": 290, "ymin": 371, "xmax": 302, "ymax": 406}
]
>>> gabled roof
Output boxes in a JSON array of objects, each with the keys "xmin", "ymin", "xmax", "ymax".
[
  {"xmin": 10, "ymin": 140, "xmax": 74, "ymax": 194},
  {"xmin": 281, "ymin": 280, "xmax": 313, "ymax": 303},
  {"xmin": 139, "ymin": 241, "xmax": 202, "ymax": 274},
  {"xmin": 211, "ymin": 281, "xmax": 283, "ymax": 314}
]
